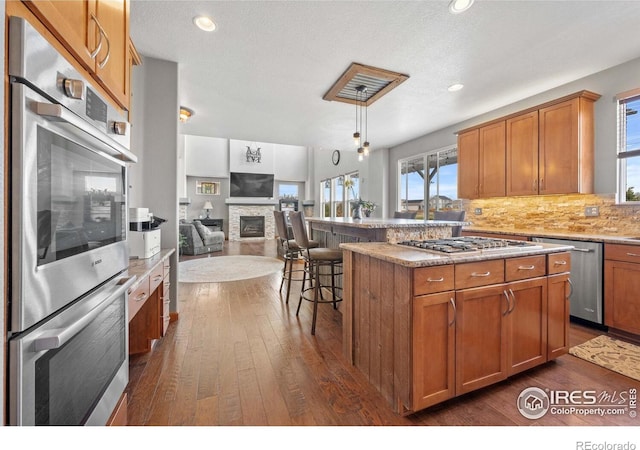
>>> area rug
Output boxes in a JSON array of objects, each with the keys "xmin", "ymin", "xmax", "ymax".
[
  {"xmin": 569, "ymin": 335, "xmax": 640, "ymax": 382},
  {"xmin": 179, "ymin": 255, "xmax": 283, "ymax": 283}
]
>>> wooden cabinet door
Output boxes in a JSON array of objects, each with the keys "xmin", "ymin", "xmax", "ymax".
[
  {"xmin": 455, "ymin": 284, "xmax": 508, "ymax": 395},
  {"xmin": 94, "ymin": 0, "xmax": 130, "ymax": 109},
  {"xmin": 478, "ymin": 121, "xmax": 506, "ymax": 198},
  {"xmin": 24, "ymin": 0, "xmax": 96, "ymax": 70},
  {"xmin": 506, "ymin": 111, "xmax": 539, "ymax": 196},
  {"xmin": 412, "ymin": 292, "xmax": 456, "ymax": 410},
  {"xmin": 547, "ymin": 273, "xmax": 570, "ymax": 360},
  {"xmin": 506, "ymin": 277, "xmax": 547, "ymax": 375},
  {"xmin": 604, "ymin": 259, "xmax": 640, "ymax": 334},
  {"xmin": 539, "ymin": 99, "xmax": 580, "ymax": 194},
  {"xmin": 458, "ymin": 129, "xmax": 480, "ymax": 199}
]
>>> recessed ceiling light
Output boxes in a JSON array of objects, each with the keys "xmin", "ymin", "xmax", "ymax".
[
  {"xmin": 448, "ymin": 83, "xmax": 464, "ymax": 92},
  {"xmin": 193, "ymin": 15, "xmax": 216, "ymax": 32},
  {"xmin": 449, "ymin": 0, "xmax": 474, "ymax": 14}
]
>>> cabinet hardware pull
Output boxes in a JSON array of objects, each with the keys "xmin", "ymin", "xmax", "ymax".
[
  {"xmin": 572, "ymin": 248, "xmax": 592, "ymax": 253},
  {"xmin": 471, "ymin": 271, "xmax": 491, "ymax": 277},
  {"xmin": 135, "ymin": 292, "xmax": 147, "ymax": 302},
  {"xmin": 554, "ymin": 260, "xmax": 567, "ymax": 265},
  {"xmin": 502, "ymin": 290, "xmax": 510, "ymax": 316},
  {"xmin": 98, "ymin": 32, "xmax": 111, "ymax": 68},
  {"xmin": 533, "ymin": 179, "xmax": 538, "ymax": 191},
  {"xmin": 427, "ymin": 277, "xmax": 444, "ymax": 282},
  {"xmin": 567, "ymin": 278, "xmax": 574, "ymax": 299},
  {"xmin": 508, "ymin": 289, "xmax": 516, "ymax": 314},
  {"xmin": 449, "ymin": 298, "xmax": 456, "ymax": 327},
  {"xmin": 626, "ymin": 252, "xmax": 640, "ymax": 257},
  {"xmin": 517, "ymin": 265, "xmax": 536, "ymax": 270},
  {"xmin": 89, "ymin": 14, "xmax": 103, "ymax": 59},
  {"xmin": 540, "ymin": 178, "xmax": 544, "ymax": 191},
  {"xmin": 153, "ymin": 275, "xmax": 163, "ymax": 281}
]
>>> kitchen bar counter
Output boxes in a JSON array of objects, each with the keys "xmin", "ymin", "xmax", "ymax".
[{"xmin": 306, "ymin": 217, "xmax": 469, "ymax": 246}]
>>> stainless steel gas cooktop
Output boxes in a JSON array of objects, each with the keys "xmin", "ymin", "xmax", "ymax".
[{"xmin": 397, "ymin": 236, "xmax": 542, "ymax": 254}]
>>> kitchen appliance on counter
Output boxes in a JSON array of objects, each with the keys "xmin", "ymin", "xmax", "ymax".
[
  {"xmin": 8, "ymin": 17, "xmax": 137, "ymax": 425},
  {"xmin": 398, "ymin": 236, "xmax": 543, "ymax": 254},
  {"xmin": 533, "ymin": 237, "xmax": 604, "ymax": 326},
  {"xmin": 129, "ymin": 229, "xmax": 161, "ymax": 259}
]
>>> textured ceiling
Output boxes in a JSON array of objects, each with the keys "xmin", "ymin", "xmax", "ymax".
[{"xmin": 130, "ymin": 0, "xmax": 640, "ymax": 151}]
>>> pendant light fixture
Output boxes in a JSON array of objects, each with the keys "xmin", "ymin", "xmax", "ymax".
[{"xmin": 354, "ymin": 85, "xmax": 370, "ymax": 161}]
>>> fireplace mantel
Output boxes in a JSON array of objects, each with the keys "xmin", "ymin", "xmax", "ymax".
[{"xmin": 225, "ymin": 198, "xmax": 278, "ymax": 205}]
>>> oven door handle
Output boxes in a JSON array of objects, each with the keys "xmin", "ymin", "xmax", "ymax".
[
  {"xmin": 33, "ymin": 276, "xmax": 137, "ymax": 352},
  {"xmin": 34, "ymin": 101, "xmax": 137, "ymax": 163}
]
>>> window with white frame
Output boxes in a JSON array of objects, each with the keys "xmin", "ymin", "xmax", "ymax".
[
  {"xmin": 617, "ymin": 90, "xmax": 640, "ymax": 203},
  {"xmin": 398, "ymin": 146, "xmax": 460, "ymax": 219},
  {"xmin": 320, "ymin": 172, "xmax": 360, "ymax": 218}
]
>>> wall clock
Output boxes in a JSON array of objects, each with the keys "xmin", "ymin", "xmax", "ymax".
[{"xmin": 332, "ymin": 149, "xmax": 341, "ymax": 166}]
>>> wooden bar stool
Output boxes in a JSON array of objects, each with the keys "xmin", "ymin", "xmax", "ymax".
[
  {"xmin": 273, "ymin": 210, "xmax": 318, "ymax": 303},
  {"xmin": 289, "ymin": 211, "xmax": 343, "ymax": 335}
]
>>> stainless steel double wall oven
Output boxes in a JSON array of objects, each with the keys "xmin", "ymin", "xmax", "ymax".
[{"xmin": 8, "ymin": 17, "xmax": 137, "ymax": 425}]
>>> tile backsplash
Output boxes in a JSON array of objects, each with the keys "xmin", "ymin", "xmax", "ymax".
[{"xmin": 463, "ymin": 194, "xmax": 640, "ymax": 236}]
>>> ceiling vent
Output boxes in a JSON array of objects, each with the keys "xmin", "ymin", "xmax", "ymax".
[{"xmin": 323, "ymin": 62, "xmax": 410, "ymax": 106}]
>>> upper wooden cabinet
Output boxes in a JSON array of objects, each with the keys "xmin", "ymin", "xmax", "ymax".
[
  {"xmin": 506, "ymin": 111, "xmax": 539, "ymax": 196},
  {"xmin": 539, "ymin": 95, "xmax": 597, "ymax": 194},
  {"xmin": 457, "ymin": 121, "xmax": 506, "ymax": 199},
  {"xmin": 24, "ymin": 0, "xmax": 131, "ymax": 110},
  {"xmin": 459, "ymin": 90, "xmax": 600, "ymax": 199}
]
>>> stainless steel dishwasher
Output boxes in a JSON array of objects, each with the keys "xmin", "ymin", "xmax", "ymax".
[{"xmin": 533, "ymin": 237, "xmax": 603, "ymax": 325}]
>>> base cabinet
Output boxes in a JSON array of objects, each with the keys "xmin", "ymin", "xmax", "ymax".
[
  {"xmin": 412, "ymin": 291, "xmax": 456, "ymax": 410},
  {"xmin": 605, "ymin": 244, "xmax": 640, "ymax": 335},
  {"xmin": 547, "ymin": 273, "xmax": 571, "ymax": 359}
]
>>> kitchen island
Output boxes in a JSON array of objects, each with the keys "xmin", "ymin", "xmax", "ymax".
[
  {"xmin": 306, "ymin": 217, "xmax": 469, "ymax": 247},
  {"xmin": 339, "ymin": 238, "xmax": 573, "ymax": 415}
]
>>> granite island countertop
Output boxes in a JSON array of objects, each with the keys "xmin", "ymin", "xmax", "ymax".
[
  {"xmin": 339, "ymin": 241, "xmax": 574, "ymax": 268},
  {"xmin": 462, "ymin": 226, "xmax": 640, "ymax": 246}
]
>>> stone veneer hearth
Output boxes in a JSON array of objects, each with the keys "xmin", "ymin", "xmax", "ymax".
[{"xmin": 228, "ymin": 204, "xmax": 276, "ymax": 241}]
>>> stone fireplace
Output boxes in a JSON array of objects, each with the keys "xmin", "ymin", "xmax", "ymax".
[{"xmin": 227, "ymin": 201, "xmax": 276, "ymax": 241}]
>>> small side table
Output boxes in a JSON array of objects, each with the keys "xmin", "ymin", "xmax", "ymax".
[{"xmin": 199, "ymin": 218, "xmax": 223, "ymax": 232}]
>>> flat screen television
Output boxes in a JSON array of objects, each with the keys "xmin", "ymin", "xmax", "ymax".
[{"xmin": 229, "ymin": 172, "xmax": 275, "ymax": 197}]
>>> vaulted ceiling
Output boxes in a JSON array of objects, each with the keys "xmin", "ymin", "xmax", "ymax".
[{"xmin": 130, "ymin": 1, "xmax": 640, "ymax": 151}]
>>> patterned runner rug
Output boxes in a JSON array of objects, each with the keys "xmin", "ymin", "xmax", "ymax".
[
  {"xmin": 569, "ymin": 335, "xmax": 640, "ymax": 382},
  {"xmin": 179, "ymin": 255, "xmax": 283, "ymax": 283}
]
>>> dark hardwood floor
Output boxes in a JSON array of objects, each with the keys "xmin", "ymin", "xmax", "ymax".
[{"xmin": 126, "ymin": 239, "xmax": 640, "ymax": 428}]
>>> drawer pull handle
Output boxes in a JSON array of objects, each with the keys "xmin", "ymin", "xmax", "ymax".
[
  {"xmin": 518, "ymin": 265, "xmax": 536, "ymax": 270},
  {"xmin": 554, "ymin": 260, "xmax": 567, "ymax": 265},
  {"xmin": 471, "ymin": 271, "xmax": 491, "ymax": 277},
  {"xmin": 626, "ymin": 252, "xmax": 640, "ymax": 257},
  {"xmin": 427, "ymin": 277, "xmax": 444, "ymax": 282},
  {"xmin": 502, "ymin": 290, "xmax": 511, "ymax": 316},
  {"xmin": 153, "ymin": 275, "xmax": 163, "ymax": 281},
  {"xmin": 135, "ymin": 292, "xmax": 147, "ymax": 302}
]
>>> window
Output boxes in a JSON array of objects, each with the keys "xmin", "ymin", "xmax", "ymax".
[
  {"xmin": 278, "ymin": 183, "xmax": 298, "ymax": 199},
  {"xmin": 320, "ymin": 172, "xmax": 359, "ymax": 218},
  {"xmin": 617, "ymin": 91, "xmax": 640, "ymax": 203},
  {"xmin": 399, "ymin": 146, "xmax": 459, "ymax": 219}
]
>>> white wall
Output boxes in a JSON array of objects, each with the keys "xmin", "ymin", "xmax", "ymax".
[
  {"xmin": 274, "ymin": 143, "xmax": 308, "ymax": 182},
  {"xmin": 184, "ymin": 135, "xmax": 229, "ymax": 178},
  {"xmin": 388, "ymin": 55, "xmax": 640, "ymax": 213},
  {"xmin": 130, "ymin": 56, "xmax": 179, "ymax": 313},
  {"xmin": 229, "ymin": 139, "xmax": 275, "ymax": 174}
]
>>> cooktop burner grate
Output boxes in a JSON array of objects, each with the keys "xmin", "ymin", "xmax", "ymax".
[{"xmin": 398, "ymin": 236, "xmax": 539, "ymax": 254}]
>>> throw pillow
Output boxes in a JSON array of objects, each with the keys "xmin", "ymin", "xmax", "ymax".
[{"xmin": 193, "ymin": 220, "xmax": 212, "ymax": 241}]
